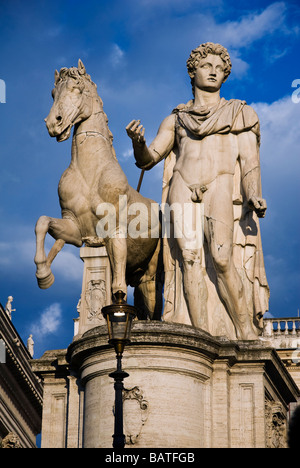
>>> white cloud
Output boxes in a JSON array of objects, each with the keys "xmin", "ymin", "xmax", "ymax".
[
  {"xmin": 153, "ymin": 160, "xmax": 164, "ymax": 182},
  {"xmin": 126, "ymin": 2, "xmax": 296, "ymax": 84},
  {"xmin": 228, "ymin": 52, "xmax": 249, "ymax": 79},
  {"xmin": 218, "ymin": 2, "xmax": 288, "ymax": 49},
  {"xmin": 264, "ymin": 311, "xmax": 274, "ymax": 318},
  {"xmin": 31, "ymin": 303, "xmax": 62, "ymax": 337},
  {"xmin": 136, "ymin": 1, "xmax": 292, "ymax": 51},
  {"xmin": 178, "ymin": 3, "xmax": 294, "ymax": 79},
  {"xmin": 51, "ymin": 246, "xmax": 83, "ymax": 284},
  {"xmin": 121, "ymin": 148, "xmax": 133, "ymax": 160},
  {"xmin": 249, "ymin": 96, "xmax": 300, "ymax": 312},
  {"xmin": 0, "ymin": 226, "xmax": 83, "ymax": 290},
  {"xmin": 0, "ymin": 237, "xmax": 36, "ymax": 268},
  {"xmin": 252, "ymin": 95, "xmax": 300, "ymax": 179},
  {"xmin": 110, "ymin": 43, "xmax": 125, "ymax": 68}
]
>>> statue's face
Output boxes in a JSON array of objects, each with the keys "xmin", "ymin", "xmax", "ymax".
[
  {"xmin": 194, "ymin": 54, "xmax": 225, "ymax": 93},
  {"xmin": 45, "ymin": 71, "xmax": 93, "ymax": 142}
]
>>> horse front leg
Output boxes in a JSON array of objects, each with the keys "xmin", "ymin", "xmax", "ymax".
[{"xmin": 34, "ymin": 215, "xmax": 82, "ymax": 289}]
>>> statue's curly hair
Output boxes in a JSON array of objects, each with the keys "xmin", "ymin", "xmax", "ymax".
[{"xmin": 187, "ymin": 42, "xmax": 232, "ymax": 95}]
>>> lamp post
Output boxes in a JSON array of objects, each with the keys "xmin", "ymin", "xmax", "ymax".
[{"xmin": 102, "ymin": 290, "xmax": 137, "ymax": 449}]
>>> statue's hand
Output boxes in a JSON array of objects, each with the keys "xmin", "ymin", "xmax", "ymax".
[
  {"xmin": 126, "ymin": 120, "xmax": 146, "ymax": 145},
  {"xmin": 248, "ymin": 196, "xmax": 267, "ymax": 218}
]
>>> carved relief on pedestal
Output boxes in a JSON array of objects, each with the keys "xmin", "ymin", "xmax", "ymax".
[
  {"xmin": 85, "ymin": 279, "xmax": 106, "ymax": 325},
  {"xmin": 1, "ymin": 432, "xmax": 21, "ymax": 448},
  {"xmin": 122, "ymin": 386, "xmax": 149, "ymax": 445},
  {"xmin": 265, "ymin": 400, "xmax": 287, "ymax": 448},
  {"xmin": 76, "ymin": 247, "xmax": 112, "ymax": 335}
]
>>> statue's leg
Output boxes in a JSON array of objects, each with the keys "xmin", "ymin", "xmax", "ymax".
[
  {"xmin": 168, "ymin": 172, "xmax": 208, "ymax": 331},
  {"xmin": 34, "ymin": 215, "xmax": 82, "ymax": 289},
  {"xmin": 181, "ymin": 248, "xmax": 209, "ymax": 331}
]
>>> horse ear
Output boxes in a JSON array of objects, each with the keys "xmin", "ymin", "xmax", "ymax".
[
  {"xmin": 54, "ymin": 69, "xmax": 59, "ymax": 85},
  {"xmin": 78, "ymin": 59, "xmax": 86, "ymax": 75}
]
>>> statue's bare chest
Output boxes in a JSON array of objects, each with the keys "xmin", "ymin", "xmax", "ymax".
[{"xmin": 174, "ymin": 127, "xmax": 239, "ymax": 185}]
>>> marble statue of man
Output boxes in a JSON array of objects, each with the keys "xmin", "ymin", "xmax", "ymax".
[
  {"xmin": 27, "ymin": 334, "xmax": 34, "ymax": 357},
  {"xmin": 5, "ymin": 296, "xmax": 16, "ymax": 320},
  {"xmin": 126, "ymin": 42, "xmax": 269, "ymax": 340}
]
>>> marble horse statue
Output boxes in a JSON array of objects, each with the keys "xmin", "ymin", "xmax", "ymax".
[{"xmin": 34, "ymin": 60, "xmax": 162, "ymax": 318}]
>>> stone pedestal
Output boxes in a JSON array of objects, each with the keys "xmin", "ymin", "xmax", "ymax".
[
  {"xmin": 33, "ymin": 248, "xmax": 299, "ymax": 448},
  {"xmin": 64, "ymin": 322, "xmax": 298, "ymax": 448},
  {"xmin": 75, "ymin": 246, "xmax": 112, "ymax": 336}
]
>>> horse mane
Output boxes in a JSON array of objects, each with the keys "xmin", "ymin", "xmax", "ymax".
[
  {"xmin": 55, "ymin": 64, "xmax": 116, "ymax": 156},
  {"xmin": 57, "ymin": 67, "xmax": 96, "ymax": 89}
]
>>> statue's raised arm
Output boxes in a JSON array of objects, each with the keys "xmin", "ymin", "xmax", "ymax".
[{"xmin": 126, "ymin": 115, "xmax": 176, "ymax": 170}]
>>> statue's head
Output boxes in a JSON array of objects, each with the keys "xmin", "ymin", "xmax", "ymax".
[
  {"xmin": 187, "ymin": 42, "xmax": 232, "ymax": 96},
  {"xmin": 45, "ymin": 59, "xmax": 99, "ymax": 142}
]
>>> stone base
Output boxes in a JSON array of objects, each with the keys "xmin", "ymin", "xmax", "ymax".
[
  {"xmin": 75, "ymin": 246, "xmax": 112, "ymax": 336},
  {"xmin": 34, "ymin": 322, "xmax": 299, "ymax": 448}
]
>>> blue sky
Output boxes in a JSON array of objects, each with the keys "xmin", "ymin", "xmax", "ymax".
[{"xmin": 0, "ymin": 0, "xmax": 299, "ymax": 358}]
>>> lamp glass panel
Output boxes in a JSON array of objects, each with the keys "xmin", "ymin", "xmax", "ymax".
[{"xmin": 109, "ymin": 312, "xmax": 134, "ymax": 341}]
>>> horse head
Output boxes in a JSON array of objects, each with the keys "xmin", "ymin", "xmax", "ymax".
[{"xmin": 45, "ymin": 59, "xmax": 98, "ymax": 142}]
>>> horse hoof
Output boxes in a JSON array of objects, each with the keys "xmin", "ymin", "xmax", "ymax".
[{"xmin": 36, "ymin": 270, "xmax": 55, "ymax": 289}]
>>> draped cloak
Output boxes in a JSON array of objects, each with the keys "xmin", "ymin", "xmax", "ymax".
[{"xmin": 158, "ymin": 98, "xmax": 269, "ymax": 338}]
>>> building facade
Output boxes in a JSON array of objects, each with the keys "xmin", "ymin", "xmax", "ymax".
[{"xmin": 0, "ymin": 301, "xmax": 43, "ymax": 448}]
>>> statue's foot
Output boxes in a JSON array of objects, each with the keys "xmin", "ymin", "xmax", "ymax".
[{"xmin": 36, "ymin": 265, "xmax": 55, "ymax": 289}]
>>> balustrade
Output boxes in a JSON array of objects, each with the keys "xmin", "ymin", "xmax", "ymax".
[{"xmin": 263, "ymin": 318, "xmax": 300, "ymax": 348}]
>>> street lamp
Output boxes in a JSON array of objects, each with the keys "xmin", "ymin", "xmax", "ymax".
[{"xmin": 102, "ymin": 290, "xmax": 137, "ymax": 449}]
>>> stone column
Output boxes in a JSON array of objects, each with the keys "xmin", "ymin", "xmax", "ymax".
[
  {"xmin": 69, "ymin": 322, "xmax": 215, "ymax": 448},
  {"xmin": 211, "ymin": 360, "xmax": 230, "ymax": 447}
]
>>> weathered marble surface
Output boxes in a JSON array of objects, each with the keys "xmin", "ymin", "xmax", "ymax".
[
  {"xmin": 127, "ymin": 42, "xmax": 269, "ymax": 340},
  {"xmin": 34, "ymin": 60, "xmax": 162, "ymax": 319},
  {"xmin": 35, "ymin": 44, "xmax": 269, "ymax": 341}
]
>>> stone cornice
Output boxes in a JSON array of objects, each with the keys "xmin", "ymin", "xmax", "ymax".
[{"xmin": 67, "ymin": 320, "xmax": 300, "ymax": 405}]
